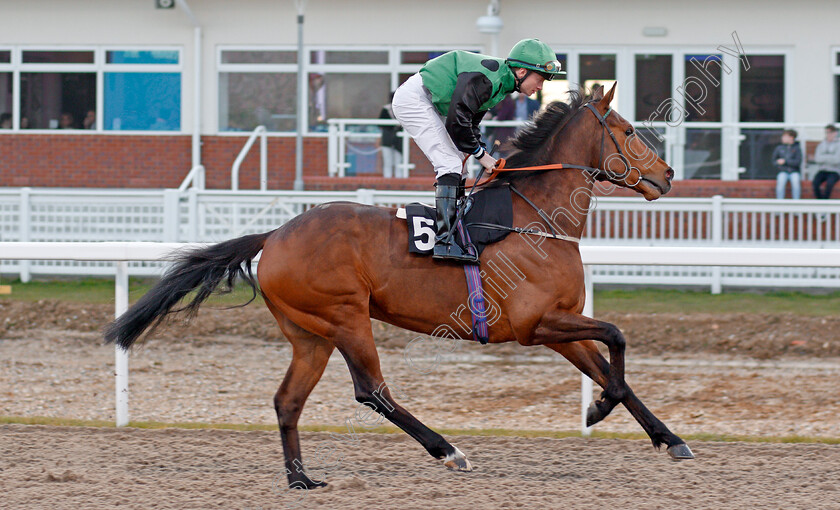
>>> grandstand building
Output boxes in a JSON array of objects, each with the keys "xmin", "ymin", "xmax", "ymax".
[{"xmin": 1, "ymin": 0, "xmax": 838, "ymax": 197}]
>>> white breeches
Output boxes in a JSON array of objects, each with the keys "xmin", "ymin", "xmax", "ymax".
[{"xmin": 392, "ymin": 73, "xmax": 465, "ymax": 179}]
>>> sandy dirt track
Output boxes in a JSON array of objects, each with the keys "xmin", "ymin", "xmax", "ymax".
[
  {"xmin": 2, "ymin": 300, "xmax": 840, "ymax": 508},
  {"xmin": 2, "ymin": 424, "xmax": 839, "ymax": 510},
  {"xmin": 2, "ymin": 301, "xmax": 839, "ymax": 437}
]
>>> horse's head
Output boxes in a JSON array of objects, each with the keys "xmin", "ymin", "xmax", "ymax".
[{"xmin": 588, "ymin": 84, "xmax": 674, "ymax": 200}]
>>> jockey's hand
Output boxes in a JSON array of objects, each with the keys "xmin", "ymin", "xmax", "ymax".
[{"xmin": 477, "ymin": 151, "xmax": 497, "ymax": 173}]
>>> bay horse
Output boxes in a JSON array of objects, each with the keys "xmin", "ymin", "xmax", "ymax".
[{"xmin": 105, "ymin": 84, "xmax": 693, "ymax": 490}]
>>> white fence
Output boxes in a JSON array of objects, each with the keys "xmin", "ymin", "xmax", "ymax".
[
  {"xmin": 2, "ymin": 187, "xmax": 840, "ymax": 289},
  {"xmin": 4, "ymin": 242, "xmax": 840, "ymax": 433}
]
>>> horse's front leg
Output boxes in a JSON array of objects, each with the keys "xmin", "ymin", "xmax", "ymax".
[
  {"xmin": 546, "ymin": 340, "xmax": 694, "ymax": 460},
  {"xmin": 525, "ymin": 310, "xmax": 627, "ymax": 424}
]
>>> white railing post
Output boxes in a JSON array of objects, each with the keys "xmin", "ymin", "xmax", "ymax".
[
  {"xmin": 260, "ymin": 129, "xmax": 268, "ymax": 191},
  {"xmin": 231, "ymin": 125, "xmax": 267, "ymax": 191},
  {"xmin": 115, "ymin": 261, "xmax": 129, "ymax": 427},
  {"xmin": 399, "ymin": 131, "xmax": 412, "ymax": 178},
  {"xmin": 188, "ymin": 187, "xmax": 199, "ymax": 242},
  {"xmin": 355, "ymin": 188, "xmax": 375, "ymax": 206},
  {"xmin": 178, "ymin": 164, "xmax": 206, "ymax": 192},
  {"xmin": 338, "ymin": 120, "xmax": 347, "ymax": 177},
  {"xmin": 711, "ymin": 195, "xmax": 723, "ymax": 294},
  {"xmin": 19, "ymin": 187, "xmax": 31, "ymax": 283},
  {"xmin": 328, "ymin": 121, "xmax": 339, "ymax": 176},
  {"xmin": 163, "ymin": 189, "xmax": 180, "ymax": 243},
  {"xmin": 581, "ymin": 264, "xmax": 594, "ymax": 437}
]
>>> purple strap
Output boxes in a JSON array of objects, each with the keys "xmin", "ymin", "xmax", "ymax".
[{"xmin": 456, "ymin": 220, "xmax": 489, "ymax": 344}]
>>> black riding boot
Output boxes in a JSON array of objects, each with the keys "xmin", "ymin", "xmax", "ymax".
[{"xmin": 433, "ymin": 174, "xmax": 478, "ymax": 263}]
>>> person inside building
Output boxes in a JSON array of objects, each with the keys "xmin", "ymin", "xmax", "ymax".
[
  {"xmin": 812, "ymin": 124, "xmax": 840, "ymax": 199},
  {"xmin": 83, "ymin": 109, "xmax": 96, "ymax": 130},
  {"xmin": 772, "ymin": 129, "xmax": 802, "ymax": 199},
  {"xmin": 391, "ymin": 39, "xmax": 563, "ymax": 262},
  {"xmin": 58, "ymin": 112, "xmax": 75, "ymax": 129},
  {"xmin": 379, "ymin": 92, "xmax": 403, "ymax": 178}
]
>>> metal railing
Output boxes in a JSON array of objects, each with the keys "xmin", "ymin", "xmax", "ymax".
[
  {"xmin": 178, "ymin": 165, "xmax": 206, "ymax": 191},
  {"xmin": 2, "ymin": 187, "xmax": 840, "ymax": 289},
  {"xmin": 231, "ymin": 125, "xmax": 268, "ymax": 191}
]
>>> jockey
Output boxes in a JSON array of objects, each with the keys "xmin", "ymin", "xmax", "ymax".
[{"xmin": 392, "ymin": 39, "xmax": 564, "ymax": 263}]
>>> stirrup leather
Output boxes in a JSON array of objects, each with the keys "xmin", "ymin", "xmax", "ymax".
[{"xmin": 433, "ymin": 182, "xmax": 477, "ymax": 263}]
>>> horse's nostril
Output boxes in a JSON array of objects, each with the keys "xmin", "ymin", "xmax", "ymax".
[{"xmin": 665, "ymin": 168, "xmax": 674, "ymax": 181}]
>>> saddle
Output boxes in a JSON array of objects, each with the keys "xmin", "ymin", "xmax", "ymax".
[
  {"xmin": 395, "ymin": 184, "xmax": 513, "ymax": 345},
  {"xmin": 399, "ymin": 184, "xmax": 514, "ymax": 256}
]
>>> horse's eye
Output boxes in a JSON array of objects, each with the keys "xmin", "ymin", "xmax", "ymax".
[{"xmin": 625, "ymin": 128, "xmax": 634, "ymax": 136}]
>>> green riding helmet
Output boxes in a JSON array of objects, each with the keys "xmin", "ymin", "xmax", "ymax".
[{"xmin": 506, "ymin": 38, "xmax": 565, "ymax": 80}]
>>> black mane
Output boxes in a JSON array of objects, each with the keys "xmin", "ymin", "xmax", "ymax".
[{"xmin": 498, "ymin": 89, "xmax": 594, "ymax": 180}]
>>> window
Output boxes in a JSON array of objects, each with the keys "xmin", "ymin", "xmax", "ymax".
[
  {"xmin": 21, "ymin": 72, "xmax": 96, "ymax": 129},
  {"xmin": 222, "ymin": 51, "xmax": 296, "ymax": 64},
  {"xmin": 580, "ymin": 54, "xmax": 617, "ymax": 107},
  {"xmin": 218, "ymin": 49, "xmax": 298, "ymax": 132},
  {"xmin": 311, "ymin": 50, "xmax": 388, "ymax": 65},
  {"xmin": 104, "ymin": 50, "xmax": 181, "ymax": 131},
  {"xmin": 400, "ymin": 51, "xmax": 447, "ymax": 65},
  {"xmin": 0, "ymin": 47, "xmax": 182, "ymax": 132},
  {"xmin": 19, "ymin": 50, "xmax": 96, "ymax": 130},
  {"xmin": 308, "ymin": 72, "xmax": 390, "ymax": 131},
  {"xmin": 0, "ymin": 73, "xmax": 11, "ymax": 129},
  {"xmin": 219, "ymin": 72, "xmax": 297, "ymax": 131},
  {"xmin": 740, "ymin": 55, "xmax": 784, "ymax": 122},
  {"xmin": 104, "ymin": 73, "xmax": 180, "ymax": 131},
  {"xmin": 685, "ymin": 128, "xmax": 722, "ymax": 179},
  {"xmin": 833, "ymin": 49, "xmax": 840, "ymax": 123},
  {"xmin": 218, "ymin": 46, "xmax": 477, "ymax": 133},
  {"xmin": 684, "ymin": 54, "xmax": 723, "ymax": 122},
  {"xmin": 635, "ymin": 55, "xmax": 672, "ymax": 120},
  {"xmin": 739, "ymin": 128, "xmax": 784, "ymax": 179}
]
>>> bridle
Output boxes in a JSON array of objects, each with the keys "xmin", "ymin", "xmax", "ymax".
[
  {"xmin": 464, "ymin": 99, "xmax": 647, "ymax": 245},
  {"xmin": 583, "ymin": 101, "xmax": 642, "ymax": 188},
  {"xmin": 470, "ymin": 99, "xmax": 646, "ymax": 190}
]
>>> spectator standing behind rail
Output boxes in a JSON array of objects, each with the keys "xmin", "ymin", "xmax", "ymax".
[
  {"xmin": 379, "ymin": 92, "xmax": 403, "ymax": 178},
  {"xmin": 772, "ymin": 129, "xmax": 802, "ymax": 199},
  {"xmin": 812, "ymin": 124, "xmax": 840, "ymax": 199}
]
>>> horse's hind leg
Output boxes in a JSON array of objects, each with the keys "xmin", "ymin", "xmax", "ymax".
[
  {"xmin": 270, "ymin": 310, "xmax": 336, "ymax": 489},
  {"xmin": 546, "ymin": 340, "xmax": 694, "ymax": 460},
  {"xmin": 334, "ymin": 318, "xmax": 472, "ymax": 472}
]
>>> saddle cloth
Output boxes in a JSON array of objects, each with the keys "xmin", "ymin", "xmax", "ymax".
[{"xmin": 400, "ymin": 185, "xmax": 513, "ymax": 256}]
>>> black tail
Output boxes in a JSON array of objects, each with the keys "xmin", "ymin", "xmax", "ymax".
[{"xmin": 104, "ymin": 231, "xmax": 273, "ymax": 351}]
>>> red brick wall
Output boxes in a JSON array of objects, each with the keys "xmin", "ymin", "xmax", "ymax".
[
  {"xmin": 1, "ymin": 133, "xmax": 838, "ymax": 199},
  {"xmin": 0, "ymin": 134, "xmax": 192, "ymax": 188}
]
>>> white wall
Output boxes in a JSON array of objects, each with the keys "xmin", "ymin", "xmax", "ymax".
[{"xmin": 1, "ymin": 0, "xmax": 838, "ymax": 131}]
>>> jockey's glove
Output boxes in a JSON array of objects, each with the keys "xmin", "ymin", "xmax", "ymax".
[{"xmin": 476, "ymin": 150, "xmax": 497, "ymax": 173}]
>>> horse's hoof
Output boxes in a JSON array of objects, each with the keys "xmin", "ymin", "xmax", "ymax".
[
  {"xmin": 443, "ymin": 446, "xmax": 473, "ymax": 472},
  {"xmin": 586, "ymin": 402, "xmax": 604, "ymax": 427},
  {"xmin": 289, "ymin": 479, "xmax": 328, "ymax": 490},
  {"xmin": 667, "ymin": 443, "xmax": 695, "ymax": 460}
]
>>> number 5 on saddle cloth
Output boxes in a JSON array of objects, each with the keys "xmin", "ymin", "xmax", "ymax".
[
  {"xmin": 397, "ymin": 184, "xmax": 514, "ymax": 344},
  {"xmin": 402, "ymin": 184, "xmax": 513, "ymax": 256}
]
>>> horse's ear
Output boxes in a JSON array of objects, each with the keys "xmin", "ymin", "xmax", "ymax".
[{"xmin": 597, "ymin": 82, "xmax": 617, "ymax": 110}]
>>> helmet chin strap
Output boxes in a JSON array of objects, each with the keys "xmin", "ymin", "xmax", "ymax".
[{"xmin": 514, "ymin": 69, "xmax": 531, "ymax": 92}]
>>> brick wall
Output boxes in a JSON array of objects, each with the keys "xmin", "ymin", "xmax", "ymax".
[{"xmin": 1, "ymin": 133, "xmax": 838, "ymax": 199}]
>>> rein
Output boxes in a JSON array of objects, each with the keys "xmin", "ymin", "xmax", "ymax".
[
  {"xmin": 462, "ymin": 100, "xmax": 644, "ymax": 246},
  {"xmin": 469, "ymin": 102, "xmax": 642, "ymax": 189}
]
